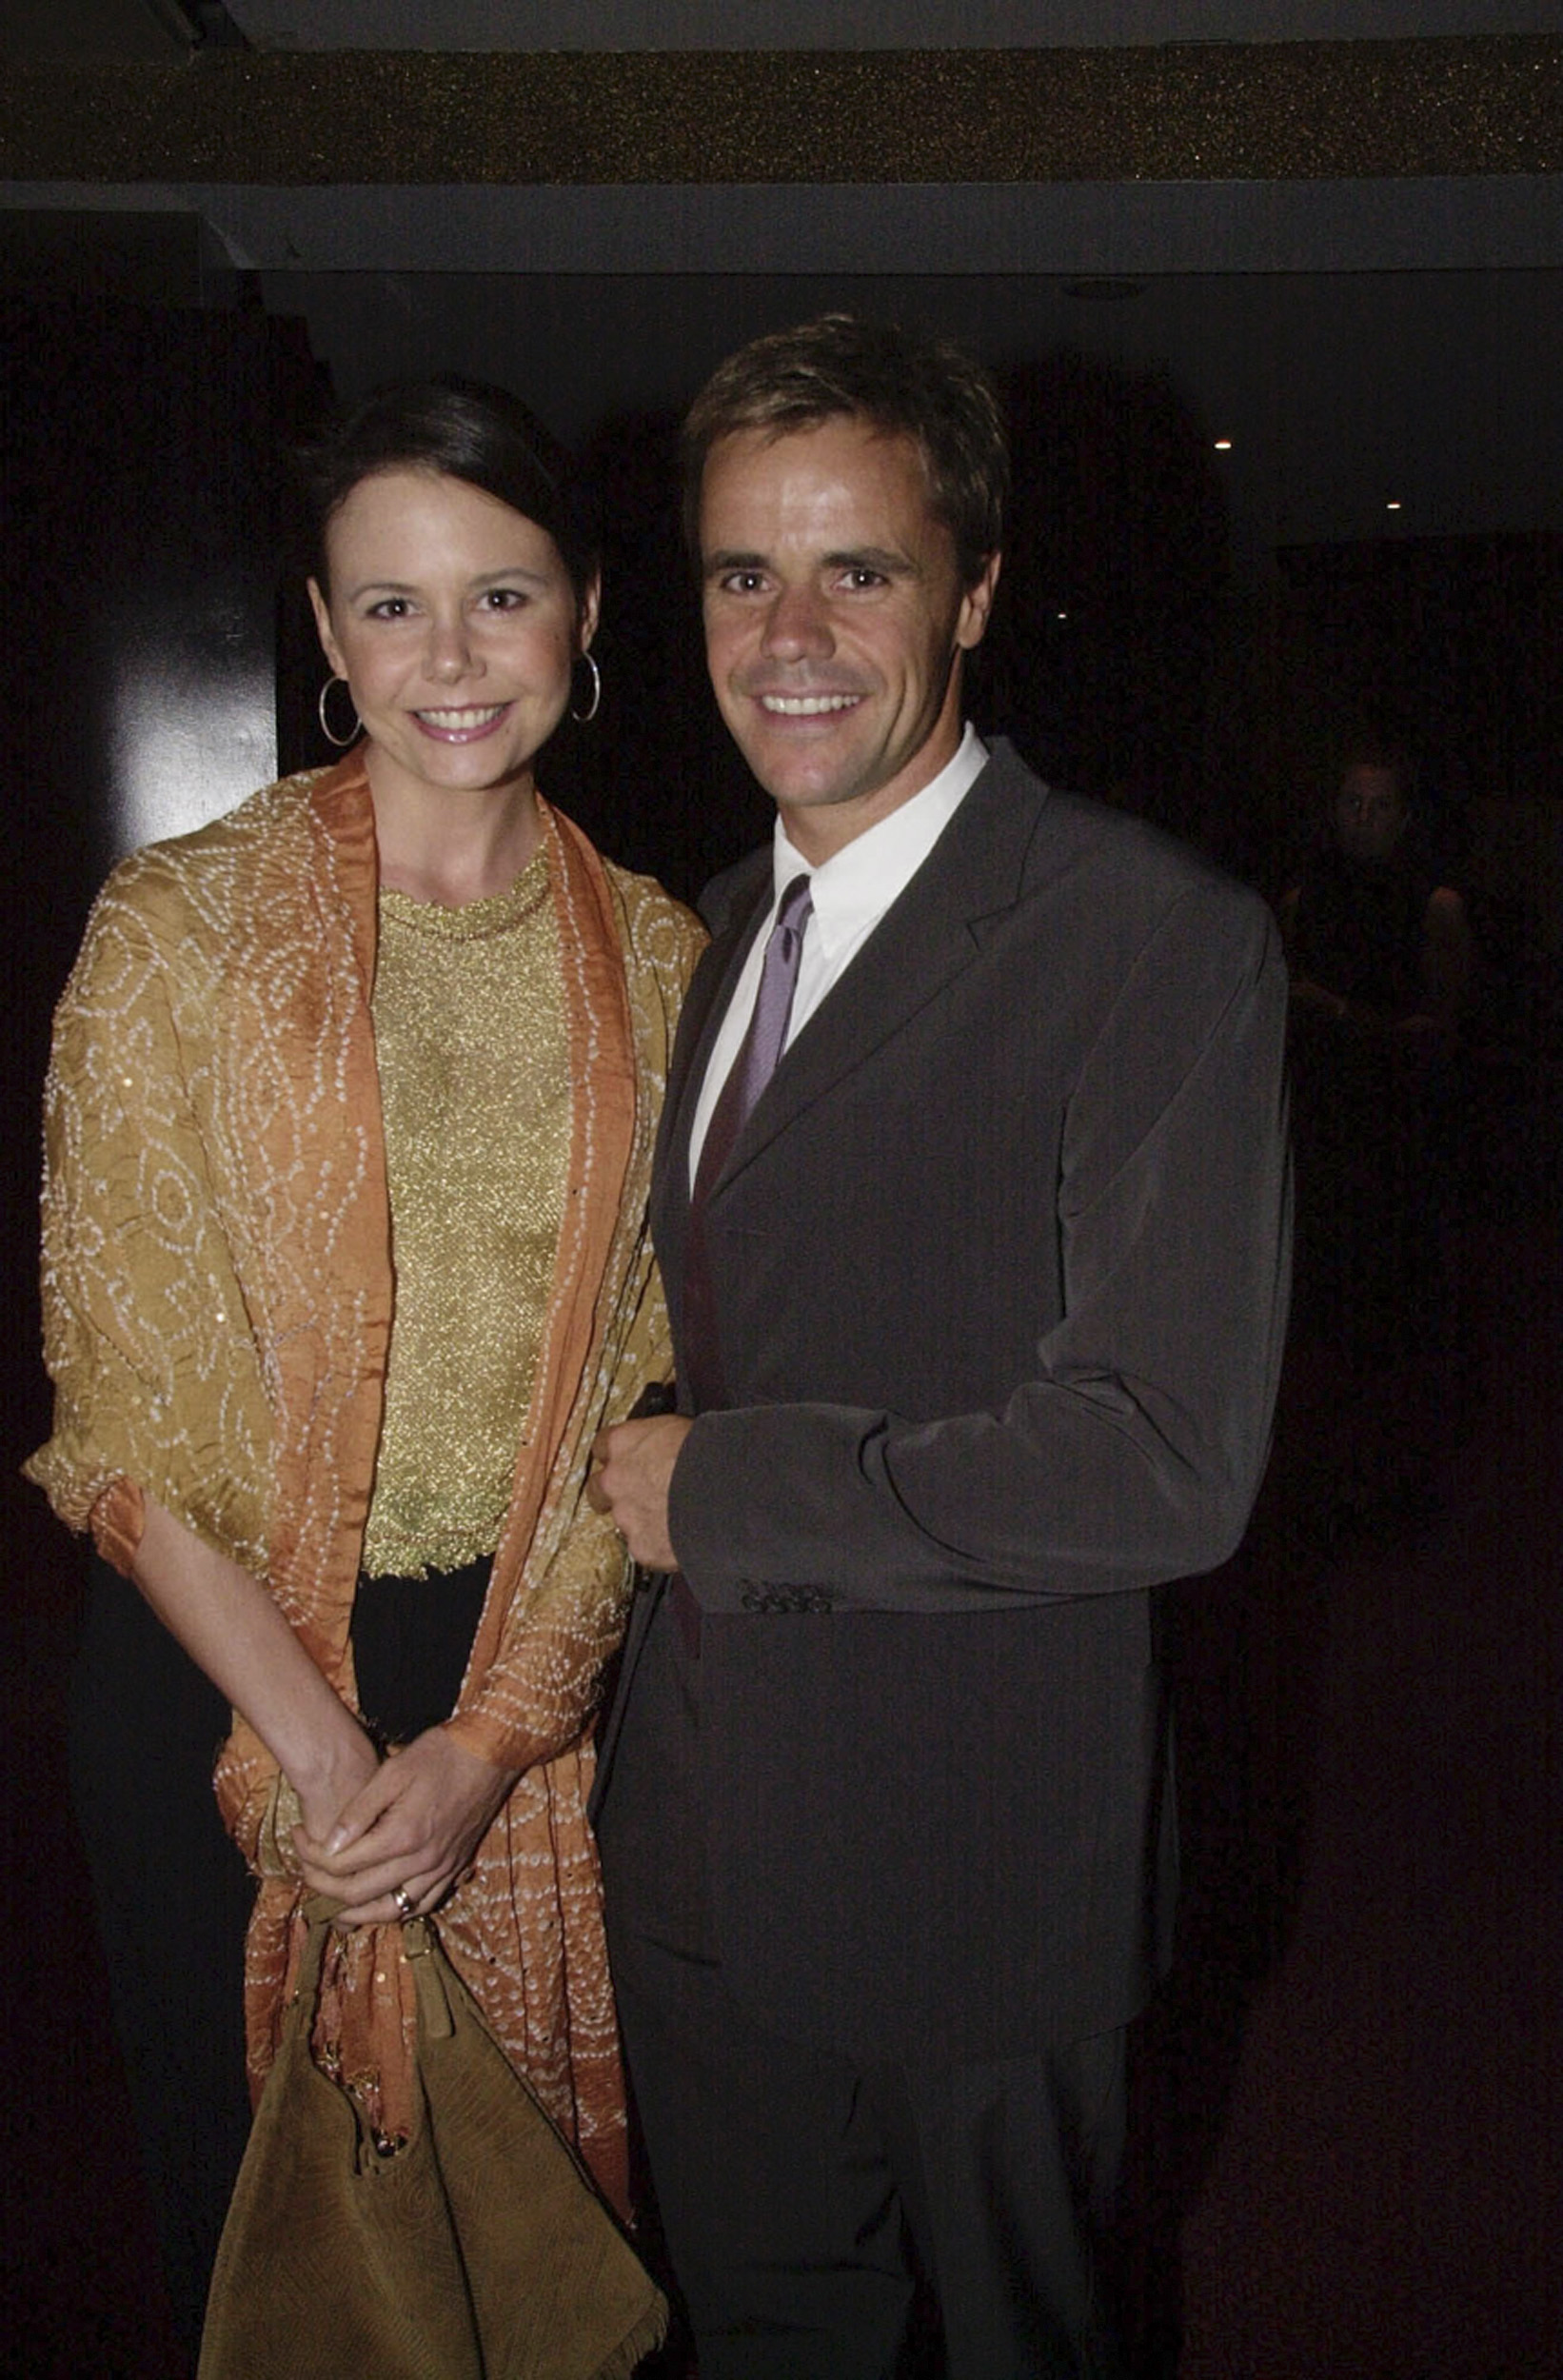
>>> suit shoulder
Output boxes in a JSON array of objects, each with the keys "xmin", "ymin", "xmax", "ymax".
[
  {"xmin": 698, "ymin": 844, "xmax": 772, "ymax": 937},
  {"xmin": 1020, "ymin": 783, "xmax": 1271, "ymax": 947}
]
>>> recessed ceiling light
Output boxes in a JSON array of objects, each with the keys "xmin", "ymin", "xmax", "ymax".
[
  {"xmin": 1386, "ymin": 500, "xmax": 1402, "ymax": 511},
  {"xmin": 1057, "ymin": 610, "xmax": 1069, "ymax": 621},
  {"xmin": 1214, "ymin": 439, "xmax": 1233, "ymax": 451}
]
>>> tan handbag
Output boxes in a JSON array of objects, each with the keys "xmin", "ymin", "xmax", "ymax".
[{"xmin": 198, "ymin": 1898, "xmax": 666, "ymax": 2380}]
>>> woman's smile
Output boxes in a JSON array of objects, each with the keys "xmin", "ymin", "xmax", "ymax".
[{"xmin": 412, "ymin": 701, "xmax": 513, "ymax": 741}]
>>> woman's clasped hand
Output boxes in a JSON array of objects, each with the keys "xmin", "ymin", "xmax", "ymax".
[{"xmin": 292, "ymin": 1726, "xmax": 518, "ymax": 1927}]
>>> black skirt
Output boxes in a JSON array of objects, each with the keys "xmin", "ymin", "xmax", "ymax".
[
  {"xmin": 69, "ymin": 1547, "xmax": 493, "ymax": 2359},
  {"xmin": 348, "ymin": 1553, "xmax": 492, "ymax": 1745}
]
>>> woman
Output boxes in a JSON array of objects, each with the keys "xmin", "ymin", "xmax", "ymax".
[
  {"xmin": 28, "ymin": 377, "xmax": 702, "ymax": 2354},
  {"xmin": 1278, "ymin": 745, "xmax": 1471, "ymax": 1516},
  {"xmin": 1280, "ymin": 747, "xmax": 1471, "ymax": 1037}
]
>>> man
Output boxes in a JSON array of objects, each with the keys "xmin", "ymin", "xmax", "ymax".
[{"xmin": 590, "ymin": 314, "xmax": 1290, "ymax": 2379}]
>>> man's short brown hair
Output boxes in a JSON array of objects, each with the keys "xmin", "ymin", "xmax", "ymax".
[{"xmin": 683, "ymin": 313, "xmax": 1008, "ymax": 590}]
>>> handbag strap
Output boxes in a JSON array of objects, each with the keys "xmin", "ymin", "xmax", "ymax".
[
  {"xmin": 402, "ymin": 1915, "xmax": 455, "ymax": 2041},
  {"xmin": 289, "ymin": 1897, "xmax": 455, "ymax": 2072},
  {"xmin": 284, "ymin": 1894, "xmax": 405, "ymax": 2166},
  {"xmin": 287, "ymin": 1894, "xmax": 340, "ymax": 2020},
  {"xmin": 285, "ymin": 1899, "xmax": 468, "ymax": 2115}
]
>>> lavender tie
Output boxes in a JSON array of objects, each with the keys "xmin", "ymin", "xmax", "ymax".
[
  {"xmin": 692, "ymin": 873, "xmax": 815, "ymax": 1211},
  {"xmin": 683, "ymin": 873, "xmax": 813, "ymax": 1416}
]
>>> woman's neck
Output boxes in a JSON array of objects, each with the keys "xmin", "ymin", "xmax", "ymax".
[{"xmin": 366, "ymin": 759, "xmax": 543, "ymax": 906}]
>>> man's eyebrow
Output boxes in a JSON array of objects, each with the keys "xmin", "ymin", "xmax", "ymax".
[
  {"xmin": 822, "ymin": 546, "xmax": 914, "ymax": 577},
  {"xmin": 703, "ymin": 545, "xmax": 915, "ymax": 578}
]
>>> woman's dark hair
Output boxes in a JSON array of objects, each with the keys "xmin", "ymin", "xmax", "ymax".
[{"xmin": 300, "ymin": 375, "xmax": 599, "ymax": 605}]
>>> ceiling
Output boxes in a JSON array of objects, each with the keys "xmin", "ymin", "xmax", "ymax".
[
  {"xmin": 221, "ymin": 2, "xmax": 1563, "ymax": 46},
  {"xmin": 5, "ymin": 4, "xmax": 1561, "ymax": 575},
  {"xmin": 9, "ymin": 3, "xmax": 1563, "ymax": 53}
]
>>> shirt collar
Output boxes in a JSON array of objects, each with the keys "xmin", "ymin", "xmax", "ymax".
[{"xmin": 769, "ymin": 724, "xmax": 988, "ymax": 962}]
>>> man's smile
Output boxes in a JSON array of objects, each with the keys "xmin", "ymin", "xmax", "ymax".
[{"xmin": 757, "ymin": 693, "xmax": 863, "ymax": 716}]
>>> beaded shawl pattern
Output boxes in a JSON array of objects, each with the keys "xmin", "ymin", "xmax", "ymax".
[{"xmin": 29, "ymin": 753, "xmax": 703, "ymax": 2211}]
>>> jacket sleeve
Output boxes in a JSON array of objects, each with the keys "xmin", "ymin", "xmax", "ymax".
[{"xmin": 668, "ymin": 884, "xmax": 1292, "ymax": 1612}]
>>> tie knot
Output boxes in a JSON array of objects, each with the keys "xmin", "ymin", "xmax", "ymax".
[{"xmin": 775, "ymin": 873, "xmax": 813, "ymax": 942}]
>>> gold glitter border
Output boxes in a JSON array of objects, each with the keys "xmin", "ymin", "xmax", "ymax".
[{"xmin": 3, "ymin": 38, "xmax": 1559, "ymax": 185}]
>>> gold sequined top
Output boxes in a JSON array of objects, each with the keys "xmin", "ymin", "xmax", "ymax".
[{"xmin": 364, "ymin": 853, "xmax": 568, "ymax": 1579}]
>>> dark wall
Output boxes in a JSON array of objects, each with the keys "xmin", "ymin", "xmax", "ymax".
[
  {"xmin": 4, "ymin": 293, "xmax": 319, "ymax": 1508},
  {"xmin": 2, "ymin": 290, "xmax": 326, "ymax": 2372},
  {"xmin": 1276, "ymin": 531, "xmax": 1563, "ymax": 833}
]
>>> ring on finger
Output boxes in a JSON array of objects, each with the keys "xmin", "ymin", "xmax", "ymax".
[{"xmin": 392, "ymin": 1885, "xmax": 415, "ymax": 1921}]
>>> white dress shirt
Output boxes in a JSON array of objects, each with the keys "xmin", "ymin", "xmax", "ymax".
[{"xmin": 688, "ymin": 724, "xmax": 988, "ymax": 1187}]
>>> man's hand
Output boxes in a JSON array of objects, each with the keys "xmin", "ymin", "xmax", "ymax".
[{"xmin": 586, "ymin": 1414, "xmax": 692, "ymax": 1572}]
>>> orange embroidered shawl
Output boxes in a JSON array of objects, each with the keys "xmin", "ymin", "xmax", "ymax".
[{"xmin": 28, "ymin": 754, "xmax": 702, "ymax": 2212}]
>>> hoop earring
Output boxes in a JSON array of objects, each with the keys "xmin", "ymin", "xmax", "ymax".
[
  {"xmin": 569, "ymin": 649, "xmax": 602, "ymax": 724},
  {"xmin": 317, "ymin": 675, "xmax": 361, "ymax": 748}
]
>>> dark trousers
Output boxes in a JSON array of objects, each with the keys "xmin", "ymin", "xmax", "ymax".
[
  {"xmin": 69, "ymin": 1559, "xmax": 254, "ymax": 2370},
  {"xmin": 598, "ymin": 1592, "xmax": 1130, "ymax": 2380}
]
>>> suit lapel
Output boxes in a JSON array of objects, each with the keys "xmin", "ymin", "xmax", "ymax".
[
  {"xmin": 650, "ymin": 857, "xmax": 773, "ymax": 1286},
  {"xmin": 706, "ymin": 744, "xmax": 1050, "ymax": 1198}
]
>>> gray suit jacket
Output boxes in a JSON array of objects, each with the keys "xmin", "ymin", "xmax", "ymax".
[{"xmin": 599, "ymin": 740, "xmax": 1290, "ymax": 2064}]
